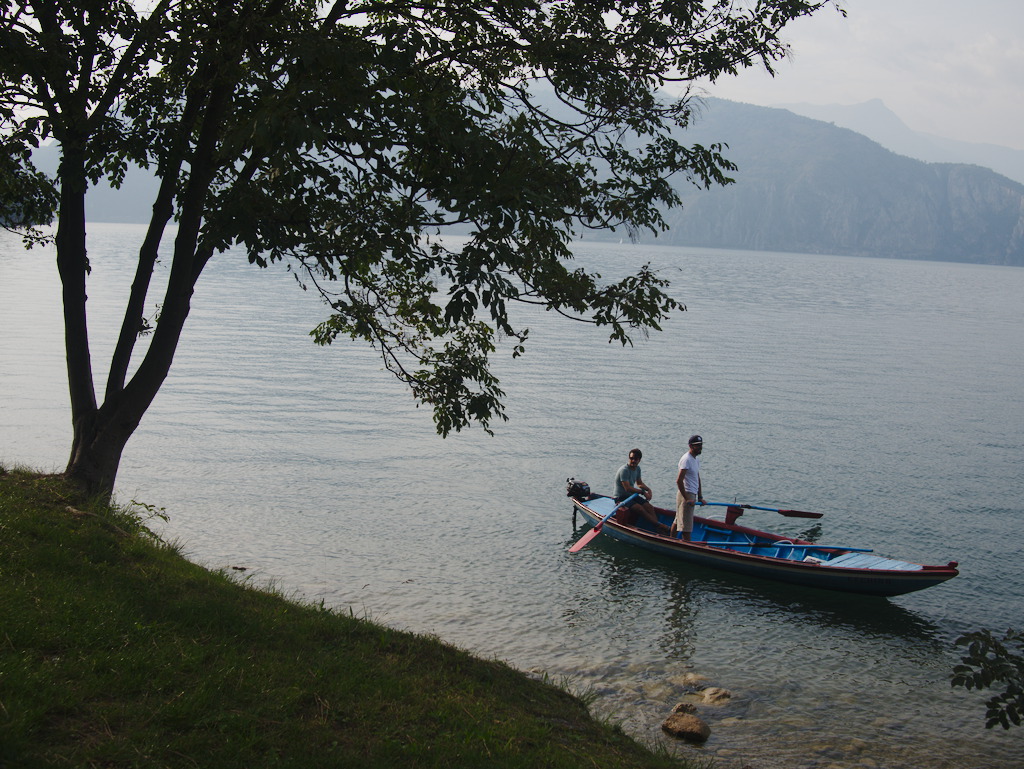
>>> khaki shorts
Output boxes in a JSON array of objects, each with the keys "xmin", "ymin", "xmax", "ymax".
[{"xmin": 675, "ymin": 490, "xmax": 696, "ymax": 533}]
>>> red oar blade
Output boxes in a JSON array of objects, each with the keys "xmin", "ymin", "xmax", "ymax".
[
  {"xmin": 776, "ymin": 508, "xmax": 824, "ymax": 519},
  {"xmin": 569, "ymin": 524, "xmax": 604, "ymax": 553}
]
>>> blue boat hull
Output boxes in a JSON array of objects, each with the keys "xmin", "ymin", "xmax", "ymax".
[{"xmin": 571, "ymin": 496, "xmax": 958, "ymax": 597}]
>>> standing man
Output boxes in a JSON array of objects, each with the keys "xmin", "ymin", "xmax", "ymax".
[
  {"xmin": 613, "ymin": 449, "xmax": 671, "ymax": 534},
  {"xmin": 673, "ymin": 435, "xmax": 706, "ymax": 541}
]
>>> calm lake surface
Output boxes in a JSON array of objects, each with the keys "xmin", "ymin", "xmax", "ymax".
[{"xmin": 2, "ymin": 224, "xmax": 1023, "ymax": 768}]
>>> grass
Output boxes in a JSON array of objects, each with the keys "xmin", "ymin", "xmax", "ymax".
[{"xmin": 0, "ymin": 466, "xmax": 703, "ymax": 768}]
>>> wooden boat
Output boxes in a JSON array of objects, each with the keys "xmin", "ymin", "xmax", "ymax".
[{"xmin": 569, "ymin": 494, "xmax": 959, "ymax": 597}]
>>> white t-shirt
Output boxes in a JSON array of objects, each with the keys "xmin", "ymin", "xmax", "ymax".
[{"xmin": 678, "ymin": 452, "xmax": 700, "ymax": 494}]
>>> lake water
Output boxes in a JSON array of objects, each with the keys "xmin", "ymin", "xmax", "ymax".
[{"xmin": 2, "ymin": 224, "xmax": 1023, "ymax": 768}]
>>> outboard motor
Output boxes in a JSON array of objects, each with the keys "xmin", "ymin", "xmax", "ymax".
[
  {"xmin": 566, "ymin": 478, "xmax": 591, "ymax": 500},
  {"xmin": 725, "ymin": 505, "xmax": 745, "ymax": 526}
]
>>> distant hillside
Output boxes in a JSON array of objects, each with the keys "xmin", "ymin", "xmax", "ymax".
[
  {"xmin": 27, "ymin": 98, "xmax": 1024, "ymax": 266},
  {"xmin": 647, "ymin": 99, "xmax": 1024, "ymax": 266},
  {"xmin": 776, "ymin": 99, "xmax": 1024, "ymax": 187}
]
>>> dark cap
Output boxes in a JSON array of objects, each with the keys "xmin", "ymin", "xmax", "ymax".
[{"xmin": 688, "ymin": 434, "xmax": 703, "ymax": 445}]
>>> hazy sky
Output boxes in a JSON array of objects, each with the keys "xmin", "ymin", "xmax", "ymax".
[{"xmin": 695, "ymin": 0, "xmax": 1024, "ymax": 151}]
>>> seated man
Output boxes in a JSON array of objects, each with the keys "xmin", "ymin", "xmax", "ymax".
[{"xmin": 613, "ymin": 449, "xmax": 671, "ymax": 534}]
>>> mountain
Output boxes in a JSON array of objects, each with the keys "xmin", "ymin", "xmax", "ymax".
[
  {"xmin": 645, "ymin": 98, "xmax": 1024, "ymax": 266},
  {"xmin": 775, "ymin": 98, "xmax": 1024, "ymax": 186},
  {"xmin": 26, "ymin": 98, "xmax": 1024, "ymax": 266}
]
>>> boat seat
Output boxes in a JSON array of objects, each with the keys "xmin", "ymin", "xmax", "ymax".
[{"xmin": 826, "ymin": 552, "xmax": 923, "ymax": 571}]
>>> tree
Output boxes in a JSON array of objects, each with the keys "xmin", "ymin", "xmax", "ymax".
[
  {"xmin": 952, "ymin": 628, "xmax": 1024, "ymax": 730},
  {"xmin": 1, "ymin": 0, "xmax": 838, "ymax": 498}
]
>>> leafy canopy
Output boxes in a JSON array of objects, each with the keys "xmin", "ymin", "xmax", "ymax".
[{"xmin": 1, "ymin": 1, "xmax": 838, "ymax": 462}]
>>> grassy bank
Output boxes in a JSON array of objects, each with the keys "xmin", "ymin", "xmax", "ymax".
[{"xmin": 0, "ymin": 467, "xmax": 700, "ymax": 768}]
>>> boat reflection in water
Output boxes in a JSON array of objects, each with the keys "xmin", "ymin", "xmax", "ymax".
[{"xmin": 565, "ymin": 522, "xmax": 946, "ymax": 650}]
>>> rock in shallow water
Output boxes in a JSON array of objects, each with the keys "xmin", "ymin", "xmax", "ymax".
[{"xmin": 661, "ymin": 710, "xmax": 711, "ymax": 743}]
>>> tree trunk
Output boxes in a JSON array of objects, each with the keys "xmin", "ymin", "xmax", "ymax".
[
  {"xmin": 61, "ymin": 243, "xmax": 201, "ymax": 499},
  {"xmin": 53, "ymin": 140, "xmax": 121, "ymax": 499},
  {"xmin": 64, "ymin": 404, "xmax": 138, "ymax": 500}
]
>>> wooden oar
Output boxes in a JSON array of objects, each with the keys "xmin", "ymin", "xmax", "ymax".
[
  {"xmin": 569, "ymin": 493, "xmax": 640, "ymax": 553},
  {"xmin": 702, "ymin": 541, "xmax": 872, "ymax": 552},
  {"xmin": 704, "ymin": 501, "xmax": 824, "ymax": 519}
]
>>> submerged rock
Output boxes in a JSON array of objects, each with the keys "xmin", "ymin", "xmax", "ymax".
[
  {"xmin": 700, "ymin": 686, "xmax": 732, "ymax": 704},
  {"xmin": 670, "ymin": 702, "xmax": 697, "ymax": 715},
  {"xmin": 670, "ymin": 672, "xmax": 710, "ymax": 692}
]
